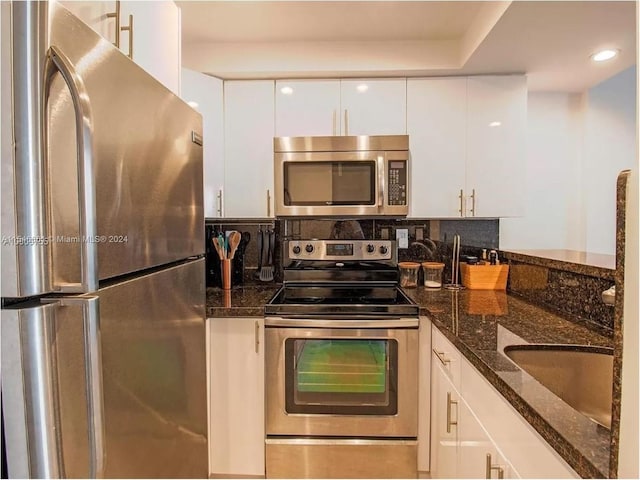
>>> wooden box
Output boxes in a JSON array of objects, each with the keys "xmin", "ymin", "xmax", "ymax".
[{"xmin": 460, "ymin": 263, "xmax": 509, "ymax": 290}]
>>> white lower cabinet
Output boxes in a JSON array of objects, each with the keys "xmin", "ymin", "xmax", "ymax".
[
  {"xmin": 429, "ymin": 325, "xmax": 579, "ymax": 478},
  {"xmin": 208, "ymin": 317, "xmax": 265, "ymax": 477}
]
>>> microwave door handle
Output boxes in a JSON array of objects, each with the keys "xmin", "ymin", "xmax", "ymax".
[
  {"xmin": 377, "ymin": 155, "xmax": 385, "ymax": 209},
  {"xmin": 43, "ymin": 46, "xmax": 99, "ymax": 293}
]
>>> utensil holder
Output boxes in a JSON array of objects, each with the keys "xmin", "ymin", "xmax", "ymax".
[
  {"xmin": 221, "ymin": 259, "xmax": 232, "ymax": 290},
  {"xmin": 460, "ymin": 263, "xmax": 509, "ymax": 290}
]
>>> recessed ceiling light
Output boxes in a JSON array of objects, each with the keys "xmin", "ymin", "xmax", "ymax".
[
  {"xmin": 187, "ymin": 101, "xmax": 199, "ymax": 109},
  {"xmin": 591, "ymin": 49, "xmax": 620, "ymax": 62},
  {"xmin": 356, "ymin": 84, "xmax": 369, "ymax": 93},
  {"xmin": 489, "ymin": 121, "xmax": 502, "ymax": 127},
  {"xmin": 280, "ymin": 86, "xmax": 294, "ymax": 95}
]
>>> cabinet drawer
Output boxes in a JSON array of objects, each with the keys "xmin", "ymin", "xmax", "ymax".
[{"xmin": 431, "ymin": 326, "xmax": 461, "ymax": 389}]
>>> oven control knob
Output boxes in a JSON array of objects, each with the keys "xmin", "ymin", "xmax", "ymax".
[
  {"xmin": 366, "ymin": 244, "xmax": 375, "ymax": 253},
  {"xmin": 292, "ymin": 245, "xmax": 301, "ymax": 255},
  {"xmin": 305, "ymin": 244, "xmax": 314, "ymax": 253},
  {"xmin": 379, "ymin": 245, "xmax": 389, "ymax": 255}
]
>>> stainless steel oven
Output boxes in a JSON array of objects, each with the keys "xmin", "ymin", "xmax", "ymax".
[
  {"xmin": 274, "ymin": 135, "xmax": 409, "ymax": 217},
  {"xmin": 264, "ymin": 240, "xmax": 419, "ymax": 479}
]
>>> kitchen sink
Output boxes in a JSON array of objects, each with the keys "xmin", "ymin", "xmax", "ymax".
[{"xmin": 503, "ymin": 344, "xmax": 614, "ymax": 429}]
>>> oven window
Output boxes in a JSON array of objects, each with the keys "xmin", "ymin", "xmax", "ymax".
[
  {"xmin": 283, "ymin": 161, "xmax": 376, "ymax": 206},
  {"xmin": 284, "ymin": 338, "xmax": 398, "ymax": 415}
]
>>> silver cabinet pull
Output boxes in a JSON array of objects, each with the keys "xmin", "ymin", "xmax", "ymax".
[
  {"xmin": 255, "ymin": 321, "xmax": 260, "ymax": 354},
  {"xmin": 106, "ymin": 0, "xmax": 121, "ymax": 48},
  {"xmin": 470, "ymin": 188, "xmax": 476, "ymax": 217},
  {"xmin": 332, "ymin": 109, "xmax": 337, "ymax": 136},
  {"xmin": 344, "ymin": 109, "xmax": 349, "ymax": 136},
  {"xmin": 43, "ymin": 46, "xmax": 99, "ymax": 293},
  {"xmin": 267, "ymin": 189, "xmax": 272, "ymax": 217},
  {"xmin": 121, "ymin": 13, "xmax": 134, "ymax": 59},
  {"xmin": 446, "ymin": 391, "xmax": 458, "ymax": 433},
  {"xmin": 486, "ymin": 453, "xmax": 504, "ymax": 479},
  {"xmin": 458, "ymin": 189, "xmax": 465, "ymax": 217},
  {"xmin": 433, "ymin": 349, "xmax": 450, "ymax": 366},
  {"xmin": 216, "ymin": 189, "xmax": 223, "ymax": 217}
]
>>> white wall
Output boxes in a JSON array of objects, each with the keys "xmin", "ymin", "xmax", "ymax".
[
  {"xmin": 583, "ymin": 66, "xmax": 637, "ymax": 254},
  {"xmin": 180, "ymin": 68, "xmax": 224, "ymax": 218},
  {"xmin": 501, "ymin": 67, "xmax": 636, "ymax": 254},
  {"xmin": 500, "ymin": 92, "xmax": 583, "ymax": 250}
]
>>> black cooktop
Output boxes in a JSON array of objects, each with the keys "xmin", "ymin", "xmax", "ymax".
[{"xmin": 265, "ymin": 284, "xmax": 419, "ymax": 318}]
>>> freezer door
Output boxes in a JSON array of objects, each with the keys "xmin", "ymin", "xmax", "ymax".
[
  {"xmin": 1, "ymin": 297, "xmax": 105, "ymax": 479},
  {"xmin": 1, "ymin": 259, "xmax": 207, "ymax": 478},
  {"xmin": 2, "ymin": 2, "xmax": 204, "ymax": 297},
  {"xmin": 98, "ymin": 259, "xmax": 207, "ymax": 478}
]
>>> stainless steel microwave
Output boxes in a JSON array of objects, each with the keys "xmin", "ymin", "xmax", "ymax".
[{"xmin": 274, "ymin": 135, "xmax": 409, "ymax": 217}]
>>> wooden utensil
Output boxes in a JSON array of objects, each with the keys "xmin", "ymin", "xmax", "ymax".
[
  {"xmin": 212, "ymin": 236, "xmax": 225, "ymax": 260},
  {"xmin": 228, "ymin": 231, "xmax": 241, "ymax": 259}
]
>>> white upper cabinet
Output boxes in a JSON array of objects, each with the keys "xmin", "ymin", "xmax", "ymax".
[
  {"xmin": 340, "ymin": 79, "xmax": 407, "ymax": 135},
  {"xmin": 224, "ymin": 80, "xmax": 275, "ymax": 218},
  {"xmin": 273, "ymin": 78, "xmax": 406, "ymax": 137},
  {"xmin": 407, "ymin": 75, "xmax": 526, "ymax": 218},
  {"xmin": 408, "ymin": 78, "xmax": 467, "ymax": 218},
  {"xmin": 181, "ymin": 69, "xmax": 224, "ymax": 218},
  {"xmin": 275, "ymin": 80, "xmax": 341, "ymax": 137},
  {"xmin": 466, "ymin": 76, "xmax": 526, "ymax": 218},
  {"xmin": 61, "ymin": 1, "xmax": 182, "ymax": 95},
  {"xmin": 119, "ymin": 1, "xmax": 182, "ymax": 95}
]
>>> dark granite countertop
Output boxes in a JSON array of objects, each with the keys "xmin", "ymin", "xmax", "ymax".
[
  {"xmin": 503, "ymin": 249, "xmax": 615, "ymax": 280},
  {"xmin": 206, "ymin": 285, "xmax": 280, "ymax": 318},
  {"xmin": 206, "ymin": 283, "xmax": 613, "ymax": 477},
  {"xmin": 404, "ymin": 287, "xmax": 613, "ymax": 479}
]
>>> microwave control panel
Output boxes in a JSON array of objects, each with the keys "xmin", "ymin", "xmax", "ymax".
[{"xmin": 388, "ymin": 161, "xmax": 407, "ymax": 206}]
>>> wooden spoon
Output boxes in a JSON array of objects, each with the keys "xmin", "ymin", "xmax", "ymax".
[
  {"xmin": 227, "ymin": 231, "xmax": 242, "ymax": 259},
  {"xmin": 212, "ymin": 236, "xmax": 225, "ymax": 260}
]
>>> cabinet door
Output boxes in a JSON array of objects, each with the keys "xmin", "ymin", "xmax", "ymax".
[
  {"xmin": 466, "ymin": 76, "xmax": 526, "ymax": 217},
  {"xmin": 457, "ymin": 395, "xmax": 513, "ymax": 478},
  {"xmin": 181, "ymin": 69, "xmax": 224, "ymax": 218},
  {"xmin": 224, "ymin": 80, "xmax": 275, "ymax": 218},
  {"xmin": 59, "ymin": 1, "xmax": 116, "ymax": 42},
  {"xmin": 209, "ymin": 317, "xmax": 265, "ymax": 477},
  {"xmin": 407, "ymin": 78, "xmax": 467, "ymax": 218},
  {"xmin": 275, "ymin": 80, "xmax": 341, "ymax": 137},
  {"xmin": 430, "ymin": 358, "xmax": 459, "ymax": 478},
  {"xmin": 340, "ymin": 79, "xmax": 407, "ymax": 135},
  {"xmin": 119, "ymin": 1, "xmax": 181, "ymax": 95}
]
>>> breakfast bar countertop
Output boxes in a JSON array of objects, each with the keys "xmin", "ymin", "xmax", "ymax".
[{"xmin": 404, "ymin": 287, "xmax": 613, "ymax": 479}]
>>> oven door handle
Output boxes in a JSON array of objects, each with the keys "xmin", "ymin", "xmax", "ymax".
[{"xmin": 264, "ymin": 316, "xmax": 419, "ymax": 329}]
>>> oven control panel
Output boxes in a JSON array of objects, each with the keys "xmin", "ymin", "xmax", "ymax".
[{"xmin": 288, "ymin": 240, "xmax": 394, "ymax": 261}]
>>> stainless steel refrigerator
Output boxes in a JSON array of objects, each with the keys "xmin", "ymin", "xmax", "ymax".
[{"xmin": 1, "ymin": 2, "xmax": 207, "ymax": 477}]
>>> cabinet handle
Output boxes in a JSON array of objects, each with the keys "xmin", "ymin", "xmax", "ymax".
[
  {"xmin": 333, "ymin": 109, "xmax": 337, "ymax": 136},
  {"xmin": 485, "ymin": 454, "xmax": 504, "ymax": 479},
  {"xmin": 470, "ymin": 188, "xmax": 476, "ymax": 217},
  {"xmin": 255, "ymin": 321, "xmax": 260, "ymax": 354},
  {"xmin": 121, "ymin": 14, "xmax": 134, "ymax": 59},
  {"xmin": 344, "ymin": 109, "xmax": 349, "ymax": 136},
  {"xmin": 458, "ymin": 189, "xmax": 465, "ymax": 217},
  {"xmin": 267, "ymin": 189, "xmax": 271, "ymax": 217},
  {"xmin": 433, "ymin": 349, "xmax": 450, "ymax": 366},
  {"xmin": 446, "ymin": 392, "xmax": 458, "ymax": 433},
  {"xmin": 216, "ymin": 189, "xmax": 223, "ymax": 217},
  {"xmin": 106, "ymin": 1, "xmax": 121, "ymax": 48}
]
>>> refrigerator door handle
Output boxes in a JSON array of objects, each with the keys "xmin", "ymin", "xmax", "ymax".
[
  {"xmin": 57, "ymin": 296, "xmax": 106, "ymax": 478},
  {"xmin": 42, "ymin": 45, "xmax": 99, "ymax": 293}
]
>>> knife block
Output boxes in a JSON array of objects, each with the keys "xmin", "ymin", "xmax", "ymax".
[{"xmin": 460, "ymin": 263, "xmax": 509, "ymax": 290}]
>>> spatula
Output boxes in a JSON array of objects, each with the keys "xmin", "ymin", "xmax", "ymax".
[{"xmin": 259, "ymin": 228, "xmax": 274, "ymax": 282}]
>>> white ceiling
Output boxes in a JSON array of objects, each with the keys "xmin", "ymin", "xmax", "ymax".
[{"xmin": 178, "ymin": 1, "xmax": 637, "ymax": 92}]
